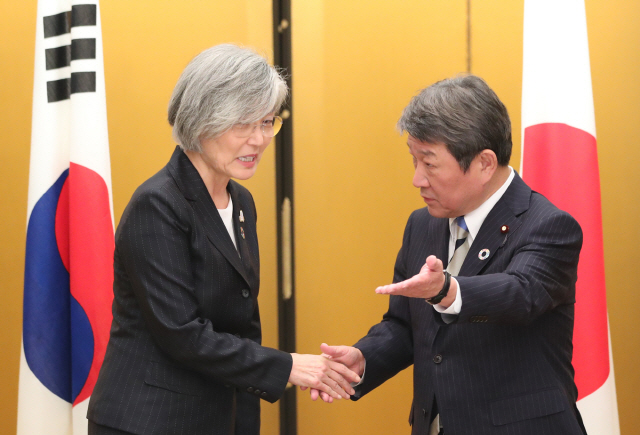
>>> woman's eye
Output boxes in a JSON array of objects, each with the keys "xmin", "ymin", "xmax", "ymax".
[{"xmin": 263, "ymin": 119, "xmax": 274, "ymax": 127}]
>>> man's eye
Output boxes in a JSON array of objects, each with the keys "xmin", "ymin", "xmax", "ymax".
[{"xmin": 263, "ymin": 119, "xmax": 274, "ymax": 127}]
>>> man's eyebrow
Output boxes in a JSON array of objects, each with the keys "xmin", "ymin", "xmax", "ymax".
[{"xmin": 407, "ymin": 143, "xmax": 436, "ymax": 158}]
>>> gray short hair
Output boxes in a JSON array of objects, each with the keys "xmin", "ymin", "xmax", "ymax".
[
  {"xmin": 397, "ymin": 74, "xmax": 512, "ymax": 171},
  {"xmin": 168, "ymin": 44, "xmax": 288, "ymax": 152}
]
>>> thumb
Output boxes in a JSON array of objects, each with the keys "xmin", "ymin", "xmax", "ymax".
[
  {"xmin": 426, "ymin": 255, "xmax": 443, "ymax": 273},
  {"xmin": 320, "ymin": 343, "xmax": 345, "ymax": 358}
]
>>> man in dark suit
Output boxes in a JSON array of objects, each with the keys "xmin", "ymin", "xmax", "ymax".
[{"xmin": 314, "ymin": 75, "xmax": 587, "ymax": 434}]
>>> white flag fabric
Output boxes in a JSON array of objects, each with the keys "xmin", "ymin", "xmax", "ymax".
[
  {"xmin": 18, "ymin": 1, "xmax": 114, "ymax": 434},
  {"xmin": 521, "ymin": 1, "xmax": 620, "ymax": 434}
]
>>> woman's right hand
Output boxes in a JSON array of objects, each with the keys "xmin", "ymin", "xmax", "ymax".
[{"xmin": 288, "ymin": 353, "xmax": 361, "ymax": 400}]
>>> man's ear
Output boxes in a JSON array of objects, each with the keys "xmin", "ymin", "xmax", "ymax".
[{"xmin": 477, "ymin": 149, "xmax": 498, "ymax": 175}]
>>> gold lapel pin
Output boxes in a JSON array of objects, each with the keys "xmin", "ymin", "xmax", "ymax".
[{"xmin": 239, "ymin": 210, "xmax": 245, "ymax": 222}]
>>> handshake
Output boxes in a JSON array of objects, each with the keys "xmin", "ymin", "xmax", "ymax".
[
  {"xmin": 288, "ymin": 343, "xmax": 365, "ymax": 402},
  {"xmin": 286, "ymin": 256, "xmax": 449, "ymax": 401}
]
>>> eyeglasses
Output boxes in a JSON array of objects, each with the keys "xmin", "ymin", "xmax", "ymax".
[{"xmin": 232, "ymin": 116, "xmax": 283, "ymax": 138}]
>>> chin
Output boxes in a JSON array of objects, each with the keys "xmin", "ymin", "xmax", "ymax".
[
  {"xmin": 426, "ymin": 207, "xmax": 453, "ymax": 219},
  {"xmin": 232, "ymin": 169, "xmax": 258, "ymax": 181}
]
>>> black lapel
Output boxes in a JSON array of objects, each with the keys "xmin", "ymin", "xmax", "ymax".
[
  {"xmin": 459, "ymin": 172, "xmax": 531, "ymax": 277},
  {"xmin": 426, "ymin": 213, "xmax": 450, "ymax": 330},
  {"xmin": 409, "ymin": 210, "xmax": 450, "ymax": 274},
  {"xmin": 166, "ymin": 146, "xmax": 252, "ymax": 287},
  {"xmin": 228, "ymin": 181, "xmax": 259, "ymax": 295},
  {"xmin": 431, "ymin": 216, "xmax": 450, "ymax": 269}
]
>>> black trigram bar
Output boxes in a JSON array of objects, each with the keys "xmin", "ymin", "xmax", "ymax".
[
  {"xmin": 71, "ymin": 4, "xmax": 97, "ymax": 27},
  {"xmin": 72, "ymin": 71, "xmax": 96, "ymax": 94},
  {"xmin": 47, "ymin": 72, "xmax": 96, "ymax": 103},
  {"xmin": 47, "ymin": 78, "xmax": 69, "ymax": 102},
  {"xmin": 45, "ymin": 45, "xmax": 70, "ymax": 70},
  {"xmin": 45, "ymin": 39, "xmax": 96, "ymax": 70},
  {"xmin": 43, "ymin": 5, "xmax": 97, "ymax": 38},
  {"xmin": 71, "ymin": 38, "xmax": 96, "ymax": 61},
  {"xmin": 44, "ymin": 11, "xmax": 71, "ymax": 38}
]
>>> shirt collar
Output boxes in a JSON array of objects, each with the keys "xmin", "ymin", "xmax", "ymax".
[{"xmin": 449, "ymin": 166, "xmax": 515, "ymax": 244}]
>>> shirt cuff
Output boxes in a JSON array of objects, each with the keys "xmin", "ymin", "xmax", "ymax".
[
  {"xmin": 433, "ymin": 277, "xmax": 462, "ymax": 315},
  {"xmin": 351, "ymin": 360, "xmax": 366, "ymax": 387}
]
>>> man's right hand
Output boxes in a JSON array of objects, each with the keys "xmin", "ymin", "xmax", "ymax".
[
  {"xmin": 300, "ymin": 343, "xmax": 365, "ymax": 403},
  {"xmin": 288, "ymin": 352, "xmax": 360, "ymax": 400}
]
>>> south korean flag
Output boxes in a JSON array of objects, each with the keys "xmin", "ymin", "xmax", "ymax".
[{"xmin": 18, "ymin": 1, "xmax": 114, "ymax": 434}]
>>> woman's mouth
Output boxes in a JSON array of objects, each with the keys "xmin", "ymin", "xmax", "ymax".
[{"xmin": 237, "ymin": 154, "xmax": 257, "ymax": 167}]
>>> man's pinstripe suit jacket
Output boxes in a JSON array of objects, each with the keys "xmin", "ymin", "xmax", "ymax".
[
  {"xmin": 87, "ymin": 147, "xmax": 292, "ymax": 435},
  {"xmin": 353, "ymin": 173, "xmax": 588, "ymax": 435}
]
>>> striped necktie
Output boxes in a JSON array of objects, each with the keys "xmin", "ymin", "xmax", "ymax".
[{"xmin": 447, "ymin": 216, "xmax": 469, "ymax": 276}]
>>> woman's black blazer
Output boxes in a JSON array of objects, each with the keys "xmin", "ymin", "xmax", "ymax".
[{"xmin": 87, "ymin": 147, "xmax": 292, "ymax": 434}]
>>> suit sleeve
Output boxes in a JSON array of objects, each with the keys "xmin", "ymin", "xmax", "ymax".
[
  {"xmin": 117, "ymin": 185, "xmax": 292, "ymax": 403},
  {"xmin": 455, "ymin": 208, "xmax": 583, "ymax": 325},
  {"xmin": 352, "ymin": 213, "xmax": 415, "ymax": 399}
]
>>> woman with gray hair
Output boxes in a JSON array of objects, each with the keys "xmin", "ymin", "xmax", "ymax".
[{"xmin": 87, "ymin": 44, "xmax": 359, "ymax": 435}]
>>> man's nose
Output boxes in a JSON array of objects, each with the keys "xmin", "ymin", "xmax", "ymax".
[{"xmin": 412, "ymin": 169, "xmax": 429, "ymax": 189}]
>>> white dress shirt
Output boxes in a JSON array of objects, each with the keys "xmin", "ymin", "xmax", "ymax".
[
  {"xmin": 357, "ymin": 168, "xmax": 515, "ymax": 388},
  {"xmin": 434, "ymin": 167, "xmax": 515, "ymax": 316}
]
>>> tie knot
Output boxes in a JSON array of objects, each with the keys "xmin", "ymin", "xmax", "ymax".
[{"xmin": 456, "ymin": 216, "xmax": 468, "ymax": 233}]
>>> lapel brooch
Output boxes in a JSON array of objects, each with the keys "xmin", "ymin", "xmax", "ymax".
[
  {"xmin": 239, "ymin": 210, "xmax": 245, "ymax": 222},
  {"xmin": 500, "ymin": 224, "xmax": 510, "ymax": 247}
]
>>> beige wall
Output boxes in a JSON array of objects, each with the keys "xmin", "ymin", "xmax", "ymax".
[{"xmin": 1, "ymin": 1, "xmax": 639, "ymax": 434}]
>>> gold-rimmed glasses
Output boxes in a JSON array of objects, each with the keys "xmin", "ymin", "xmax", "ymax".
[{"xmin": 232, "ymin": 116, "xmax": 283, "ymax": 138}]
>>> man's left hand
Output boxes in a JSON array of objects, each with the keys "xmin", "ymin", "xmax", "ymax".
[{"xmin": 375, "ymin": 255, "xmax": 446, "ymax": 300}]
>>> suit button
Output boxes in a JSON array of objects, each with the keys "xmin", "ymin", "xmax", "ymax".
[
  {"xmin": 254, "ymin": 389, "xmax": 261, "ymax": 395},
  {"xmin": 241, "ymin": 289, "xmax": 250, "ymax": 298},
  {"xmin": 433, "ymin": 354, "xmax": 443, "ymax": 364},
  {"xmin": 261, "ymin": 392, "xmax": 268, "ymax": 398},
  {"xmin": 247, "ymin": 387, "xmax": 254, "ymax": 393}
]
